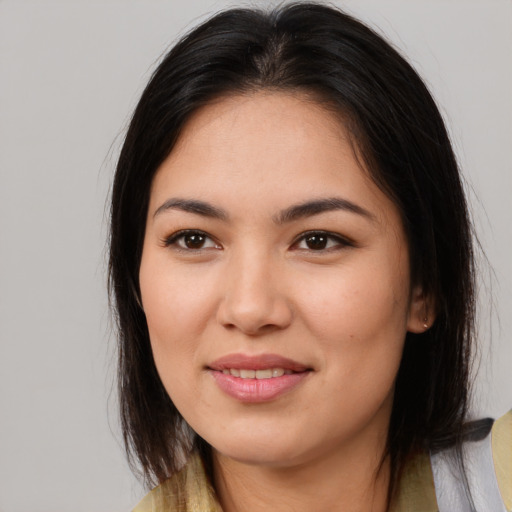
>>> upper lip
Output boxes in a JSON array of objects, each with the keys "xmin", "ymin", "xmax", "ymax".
[{"xmin": 208, "ymin": 353, "xmax": 311, "ymax": 372}]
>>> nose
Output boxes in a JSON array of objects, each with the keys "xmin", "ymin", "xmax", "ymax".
[{"xmin": 216, "ymin": 249, "xmax": 293, "ymax": 336}]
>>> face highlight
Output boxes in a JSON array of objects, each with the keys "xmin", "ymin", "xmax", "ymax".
[{"xmin": 139, "ymin": 92, "xmax": 427, "ymax": 468}]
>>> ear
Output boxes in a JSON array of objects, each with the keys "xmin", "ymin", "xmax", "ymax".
[{"xmin": 407, "ymin": 284, "xmax": 435, "ymax": 334}]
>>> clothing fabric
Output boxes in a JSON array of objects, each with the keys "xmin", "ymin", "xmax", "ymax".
[{"xmin": 133, "ymin": 410, "xmax": 512, "ymax": 512}]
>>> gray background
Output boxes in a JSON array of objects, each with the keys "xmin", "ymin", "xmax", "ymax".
[{"xmin": 1, "ymin": 0, "xmax": 510, "ymax": 510}]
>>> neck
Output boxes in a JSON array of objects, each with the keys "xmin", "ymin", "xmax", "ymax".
[{"xmin": 212, "ymin": 433, "xmax": 390, "ymax": 512}]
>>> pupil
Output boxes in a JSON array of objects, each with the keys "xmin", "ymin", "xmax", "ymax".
[
  {"xmin": 185, "ymin": 234, "xmax": 205, "ymax": 248},
  {"xmin": 306, "ymin": 234, "xmax": 327, "ymax": 250}
]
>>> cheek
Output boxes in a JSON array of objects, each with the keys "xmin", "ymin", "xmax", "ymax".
[
  {"xmin": 139, "ymin": 259, "xmax": 202, "ymax": 375},
  {"xmin": 140, "ymin": 255, "xmax": 217, "ymax": 338},
  {"xmin": 293, "ymin": 258, "xmax": 409, "ymax": 400},
  {"xmin": 296, "ymin": 261, "xmax": 409, "ymax": 341},
  {"xmin": 139, "ymin": 256, "xmax": 229, "ymax": 415}
]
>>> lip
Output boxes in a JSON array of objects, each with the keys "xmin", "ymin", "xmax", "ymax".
[
  {"xmin": 208, "ymin": 353, "xmax": 312, "ymax": 403},
  {"xmin": 209, "ymin": 353, "xmax": 310, "ymax": 372}
]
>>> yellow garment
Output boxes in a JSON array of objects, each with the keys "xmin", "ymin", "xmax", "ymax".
[
  {"xmin": 133, "ymin": 454, "xmax": 221, "ymax": 512},
  {"xmin": 134, "ymin": 410, "xmax": 512, "ymax": 512},
  {"xmin": 493, "ymin": 410, "xmax": 512, "ymax": 510}
]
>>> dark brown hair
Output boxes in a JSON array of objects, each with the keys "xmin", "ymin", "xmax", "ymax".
[{"xmin": 109, "ymin": 2, "xmax": 476, "ymax": 502}]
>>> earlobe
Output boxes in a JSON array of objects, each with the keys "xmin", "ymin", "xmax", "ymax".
[{"xmin": 407, "ymin": 285, "xmax": 435, "ymax": 334}]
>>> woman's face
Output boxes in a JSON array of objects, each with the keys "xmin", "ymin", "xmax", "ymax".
[{"xmin": 139, "ymin": 92, "xmax": 427, "ymax": 468}]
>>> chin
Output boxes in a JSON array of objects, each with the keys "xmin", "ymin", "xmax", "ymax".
[{"xmin": 208, "ymin": 431, "xmax": 312, "ymax": 468}]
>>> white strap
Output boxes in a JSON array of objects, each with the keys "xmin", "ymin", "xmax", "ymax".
[{"xmin": 431, "ymin": 432, "xmax": 507, "ymax": 512}]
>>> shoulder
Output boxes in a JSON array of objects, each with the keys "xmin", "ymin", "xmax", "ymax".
[
  {"xmin": 393, "ymin": 409, "xmax": 512, "ymax": 512},
  {"xmin": 132, "ymin": 452, "xmax": 222, "ymax": 512},
  {"xmin": 431, "ymin": 409, "xmax": 512, "ymax": 512}
]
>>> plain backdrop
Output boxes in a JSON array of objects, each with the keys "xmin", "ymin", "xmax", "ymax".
[{"xmin": 0, "ymin": 0, "xmax": 511, "ymax": 510}]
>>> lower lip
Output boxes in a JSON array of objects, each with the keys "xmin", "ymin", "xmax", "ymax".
[{"xmin": 210, "ymin": 371, "xmax": 310, "ymax": 403}]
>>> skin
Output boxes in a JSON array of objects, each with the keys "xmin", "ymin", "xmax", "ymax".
[{"xmin": 139, "ymin": 91, "xmax": 428, "ymax": 512}]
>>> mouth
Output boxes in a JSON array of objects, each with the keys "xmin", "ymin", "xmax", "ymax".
[
  {"xmin": 208, "ymin": 353, "xmax": 312, "ymax": 403},
  {"xmin": 220, "ymin": 368, "xmax": 295, "ymax": 379},
  {"xmin": 209, "ymin": 353, "xmax": 311, "ymax": 372}
]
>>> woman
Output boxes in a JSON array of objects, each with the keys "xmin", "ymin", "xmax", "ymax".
[{"xmin": 108, "ymin": 3, "xmax": 511, "ymax": 511}]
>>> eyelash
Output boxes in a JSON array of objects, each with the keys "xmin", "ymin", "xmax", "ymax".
[
  {"xmin": 164, "ymin": 229, "xmax": 220, "ymax": 251},
  {"xmin": 163, "ymin": 229, "xmax": 354, "ymax": 253},
  {"xmin": 291, "ymin": 230, "xmax": 354, "ymax": 252}
]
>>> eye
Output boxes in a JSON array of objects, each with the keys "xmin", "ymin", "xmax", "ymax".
[
  {"xmin": 292, "ymin": 231, "xmax": 353, "ymax": 251},
  {"xmin": 164, "ymin": 230, "xmax": 220, "ymax": 251}
]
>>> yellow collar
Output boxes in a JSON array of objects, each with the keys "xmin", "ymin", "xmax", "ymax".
[{"xmin": 133, "ymin": 451, "xmax": 438, "ymax": 512}]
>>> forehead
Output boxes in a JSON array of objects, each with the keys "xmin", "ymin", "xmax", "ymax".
[
  {"xmin": 148, "ymin": 91, "xmax": 399, "ymax": 228},
  {"xmin": 173, "ymin": 91, "xmax": 354, "ymax": 164}
]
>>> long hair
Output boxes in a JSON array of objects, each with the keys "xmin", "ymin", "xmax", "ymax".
[{"xmin": 109, "ymin": 2, "xmax": 476, "ymax": 501}]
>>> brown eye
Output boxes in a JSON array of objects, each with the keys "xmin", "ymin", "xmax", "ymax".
[
  {"xmin": 293, "ymin": 231, "xmax": 353, "ymax": 252},
  {"xmin": 304, "ymin": 234, "xmax": 328, "ymax": 250},
  {"xmin": 183, "ymin": 233, "xmax": 206, "ymax": 249},
  {"xmin": 165, "ymin": 230, "xmax": 220, "ymax": 251}
]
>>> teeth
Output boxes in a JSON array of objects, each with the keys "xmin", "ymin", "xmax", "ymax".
[
  {"xmin": 256, "ymin": 369, "xmax": 272, "ymax": 379},
  {"xmin": 222, "ymin": 368, "xmax": 291, "ymax": 379}
]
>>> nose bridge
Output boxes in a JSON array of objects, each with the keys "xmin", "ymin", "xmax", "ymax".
[{"xmin": 217, "ymin": 243, "xmax": 292, "ymax": 334}]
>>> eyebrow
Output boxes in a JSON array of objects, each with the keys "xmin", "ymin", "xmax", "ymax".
[
  {"xmin": 153, "ymin": 196, "xmax": 374, "ymax": 223},
  {"xmin": 153, "ymin": 198, "xmax": 229, "ymax": 220},
  {"xmin": 273, "ymin": 197, "xmax": 375, "ymax": 224}
]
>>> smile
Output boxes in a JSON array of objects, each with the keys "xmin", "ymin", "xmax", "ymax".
[
  {"xmin": 209, "ymin": 354, "xmax": 311, "ymax": 403},
  {"xmin": 221, "ymin": 368, "xmax": 294, "ymax": 379}
]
